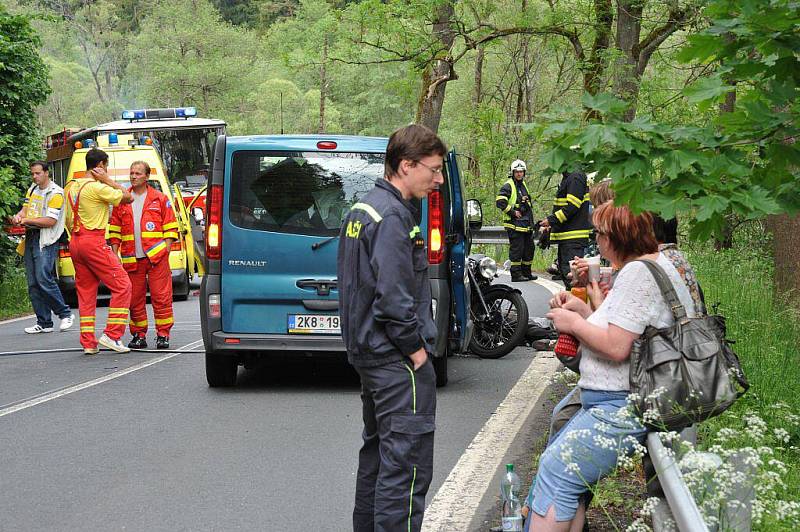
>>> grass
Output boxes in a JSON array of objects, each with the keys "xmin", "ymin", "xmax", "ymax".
[
  {"xmin": 688, "ymin": 242, "xmax": 800, "ymax": 530},
  {"xmin": 0, "ymin": 261, "xmax": 30, "ymax": 320}
]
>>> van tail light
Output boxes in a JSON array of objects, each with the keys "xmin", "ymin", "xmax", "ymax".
[
  {"xmin": 206, "ymin": 184, "xmax": 223, "ymax": 261},
  {"xmin": 170, "ymin": 240, "xmax": 183, "ymax": 252},
  {"xmin": 208, "ymin": 294, "xmax": 221, "ymax": 319},
  {"xmin": 428, "ymin": 189, "xmax": 444, "ymax": 264},
  {"xmin": 59, "ymin": 244, "xmax": 71, "ymax": 259}
]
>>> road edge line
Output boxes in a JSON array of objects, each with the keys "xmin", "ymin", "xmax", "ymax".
[
  {"xmin": 0, "ymin": 313, "xmax": 35, "ymax": 325},
  {"xmin": 0, "ymin": 340, "xmax": 203, "ymax": 418}
]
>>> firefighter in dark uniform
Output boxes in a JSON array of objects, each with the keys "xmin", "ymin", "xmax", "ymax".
[
  {"xmin": 337, "ymin": 124, "xmax": 445, "ymax": 532},
  {"xmin": 496, "ymin": 159, "xmax": 537, "ymax": 282},
  {"xmin": 539, "ymin": 170, "xmax": 592, "ymax": 289}
]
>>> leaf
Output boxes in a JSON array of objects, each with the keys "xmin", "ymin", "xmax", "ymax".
[
  {"xmin": 677, "ymin": 34, "xmax": 721, "ymax": 63},
  {"xmin": 662, "ymin": 150, "xmax": 698, "ymax": 179},
  {"xmin": 539, "ymin": 147, "xmax": 567, "ymax": 173},
  {"xmin": 577, "ymin": 125, "xmax": 604, "ymax": 155},
  {"xmin": 695, "ymin": 195, "xmax": 729, "ymax": 222},
  {"xmin": 581, "ymin": 92, "xmax": 628, "ymax": 115},
  {"xmin": 683, "ymin": 75, "xmax": 734, "ymax": 104}
]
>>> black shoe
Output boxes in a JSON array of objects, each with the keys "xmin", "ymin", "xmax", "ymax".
[
  {"xmin": 511, "ymin": 274, "xmax": 528, "ymax": 282},
  {"xmin": 528, "ymin": 274, "xmax": 538, "ymax": 280},
  {"xmin": 551, "ymin": 273, "xmax": 563, "ymax": 281},
  {"xmin": 156, "ymin": 336, "xmax": 170, "ymax": 349},
  {"xmin": 128, "ymin": 334, "xmax": 147, "ymax": 349}
]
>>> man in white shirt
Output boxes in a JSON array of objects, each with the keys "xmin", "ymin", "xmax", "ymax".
[{"xmin": 10, "ymin": 161, "xmax": 74, "ymax": 333}]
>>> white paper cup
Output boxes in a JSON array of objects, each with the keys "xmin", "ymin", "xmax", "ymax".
[
  {"xmin": 586, "ymin": 256, "xmax": 601, "ymax": 283},
  {"xmin": 600, "ymin": 266, "xmax": 613, "ymax": 286}
]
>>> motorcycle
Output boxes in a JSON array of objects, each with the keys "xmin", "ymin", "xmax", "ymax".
[{"xmin": 467, "ymin": 253, "xmax": 529, "ymax": 359}]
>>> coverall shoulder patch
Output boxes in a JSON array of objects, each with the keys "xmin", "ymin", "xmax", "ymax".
[{"xmin": 146, "ymin": 221, "xmax": 156, "ymax": 231}]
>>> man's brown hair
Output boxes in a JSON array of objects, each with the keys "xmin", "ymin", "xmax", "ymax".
[
  {"xmin": 131, "ymin": 160, "xmax": 152, "ymax": 175},
  {"xmin": 589, "ymin": 178, "xmax": 614, "ymax": 207},
  {"xmin": 385, "ymin": 124, "xmax": 447, "ymax": 179},
  {"xmin": 592, "ymin": 201, "xmax": 658, "ymax": 262}
]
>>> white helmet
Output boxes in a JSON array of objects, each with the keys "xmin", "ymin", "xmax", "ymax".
[{"xmin": 510, "ymin": 159, "xmax": 527, "ymax": 173}]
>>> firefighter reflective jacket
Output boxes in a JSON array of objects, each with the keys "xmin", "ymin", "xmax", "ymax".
[
  {"xmin": 546, "ymin": 171, "xmax": 592, "ymax": 242},
  {"xmin": 496, "ymin": 178, "xmax": 533, "ymax": 232},
  {"xmin": 108, "ymin": 185, "xmax": 179, "ymax": 271}
]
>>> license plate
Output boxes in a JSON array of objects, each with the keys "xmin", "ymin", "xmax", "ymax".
[{"xmin": 288, "ymin": 314, "xmax": 341, "ymax": 334}]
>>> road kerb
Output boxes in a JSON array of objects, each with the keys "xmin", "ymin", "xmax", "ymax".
[
  {"xmin": 422, "ymin": 352, "xmax": 560, "ymax": 531},
  {"xmin": 0, "ymin": 313, "xmax": 35, "ymax": 325}
]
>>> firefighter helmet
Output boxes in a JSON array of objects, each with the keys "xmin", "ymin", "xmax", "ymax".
[{"xmin": 510, "ymin": 159, "xmax": 527, "ymax": 173}]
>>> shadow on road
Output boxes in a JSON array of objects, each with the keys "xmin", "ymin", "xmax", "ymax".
[{"xmin": 230, "ymin": 355, "xmax": 361, "ymax": 391}]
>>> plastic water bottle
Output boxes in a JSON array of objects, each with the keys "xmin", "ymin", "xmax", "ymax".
[{"xmin": 500, "ymin": 463, "xmax": 522, "ymax": 531}]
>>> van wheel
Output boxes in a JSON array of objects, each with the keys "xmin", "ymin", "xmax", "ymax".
[
  {"xmin": 206, "ymin": 352, "xmax": 238, "ymax": 387},
  {"xmin": 433, "ymin": 351, "xmax": 448, "ymax": 387},
  {"xmin": 174, "ymin": 271, "xmax": 190, "ymax": 301}
]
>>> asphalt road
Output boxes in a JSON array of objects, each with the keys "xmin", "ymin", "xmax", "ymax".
[{"xmin": 0, "ymin": 276, "xmax": 560, "ymax": 531}]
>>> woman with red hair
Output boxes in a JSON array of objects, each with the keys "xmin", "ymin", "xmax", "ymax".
[{"xmin": 526, "ymin": 202, "xmax": 698, "ymax": 531}]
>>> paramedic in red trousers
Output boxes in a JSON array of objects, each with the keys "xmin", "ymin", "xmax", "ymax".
[
  {"xmin": 65, "ymin": 148, "xmax": 133, "ymax": 354},
  {"xmin": 109, "ymin": 161, "xmax": 178, "ymax": 349},
  {"xmin": 337, "ymin": 124, "xmax": 444, "ymax": 532}
]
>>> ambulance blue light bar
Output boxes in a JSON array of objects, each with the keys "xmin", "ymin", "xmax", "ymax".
[{"xmin": 121, "ymin": 107, "xmax": 197, "ymax": 121}]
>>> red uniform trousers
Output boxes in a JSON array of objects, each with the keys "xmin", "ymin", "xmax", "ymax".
[
  {"xmin": 70, "ymin": 229, "xmax": 132, "ymax": 349},
  {"xmin": 128, "ymin": 256, "xmax": 174, "ymax": 337}
]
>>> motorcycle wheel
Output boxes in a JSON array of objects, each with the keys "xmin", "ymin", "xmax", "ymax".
[{"xmin": 469, "ymin": 289, "xmax": 529, "ymax": 359}]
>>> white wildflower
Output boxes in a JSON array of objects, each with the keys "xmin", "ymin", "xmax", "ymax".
[{"xmin": 773, "ymin": 428, "xmax": 790, "ymax": 443}]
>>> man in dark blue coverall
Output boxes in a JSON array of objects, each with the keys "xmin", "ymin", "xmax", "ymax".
[{"xmin": 338, "ymin": 124, "xmax": 445, "ymax": 532}]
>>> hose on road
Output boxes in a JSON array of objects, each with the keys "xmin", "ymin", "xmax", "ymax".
[{"xmin": 0, "ymin": 347, "xmax": 204, "ymax": 357}]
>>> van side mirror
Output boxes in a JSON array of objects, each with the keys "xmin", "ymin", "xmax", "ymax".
[{"xmin": 467, "ymin": 199, "xmax": 483, "ymax": 232}]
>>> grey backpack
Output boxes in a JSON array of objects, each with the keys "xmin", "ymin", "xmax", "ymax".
[{"xmin": 628, "ymin": 260, "xmax": 749, "ymax": 431}]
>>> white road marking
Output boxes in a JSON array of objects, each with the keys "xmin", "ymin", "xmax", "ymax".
[
  {"xmin": 423, "ymin": 276, "xmax": 563, "ymax": 531},
  {"xmin": 0, "ymin": 339, "xmax": 204, "ymax": 419},
  {"xmin": 422, "ymin": 352, "xmax": 560, "ymax": 531},
  {"xmin": 0, "ymin": 313, "xmax": 35, "ymax": 325}
]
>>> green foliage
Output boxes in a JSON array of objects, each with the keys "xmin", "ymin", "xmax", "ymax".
[
  {"xmin": 0, "ymin": 5, "xmax": 50, "ymax": 260},
  {"xmin": 531, "ymin": 0, "xmax": 800, "ymax": 241},
  {"xmin": 0, "ymin": 261, "xmax": 30, "ymax": 320}
]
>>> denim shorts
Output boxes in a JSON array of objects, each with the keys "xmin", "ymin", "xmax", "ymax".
[{"xmin": 527, "ymin": 388, "xmax": 647, "ymax": 522}]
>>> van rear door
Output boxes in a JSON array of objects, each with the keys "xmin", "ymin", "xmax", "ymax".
[
  {"xmin": 446, "ymin": 150, "xmax": 472, "ymax": 351},
  {"xmin": 221, "ymin": 147, "xmax": 385, "ymax": 335}
]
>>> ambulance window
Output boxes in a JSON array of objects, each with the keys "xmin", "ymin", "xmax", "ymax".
[{"xmin": 229, "ymin": 151, "xmax": 384, "ymax": 237}]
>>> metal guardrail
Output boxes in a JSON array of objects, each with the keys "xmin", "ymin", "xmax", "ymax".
[
  {"xmin": 471, "ymin": 225, "xmax": 508, "ymax": 245},
  {"xmin": 649, "ymin": 427, "xmax": 754, "ymax": 532}
]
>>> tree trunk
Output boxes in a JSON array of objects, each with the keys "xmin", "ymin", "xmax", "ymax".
[
  {"xmin": 613, "ymin": 0, "xmax": 643, "ymax": 121},
  {"xmin": 473, "ymin": 46, "xmax": 484, "ymax": 107},
  {"xmin": 766, "ymin": 214, "xmax": 800, "ymax": 307},
  {"xmin": 415, "ymin": 2, "xmax": 456, "ymax": 133},
  {"xmin": 318, "ymin": 36, "xmax": 328, "ymax": 133}
]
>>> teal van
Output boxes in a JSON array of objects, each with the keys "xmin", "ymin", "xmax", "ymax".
[{"xmin": 199, "ymin": 135, "xmax": 482, "ymax": 387}]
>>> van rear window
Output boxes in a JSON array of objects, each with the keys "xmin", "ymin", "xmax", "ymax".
[{"xmin": 229, "ymin": 151, "xmax": 384, "ymax": 236}]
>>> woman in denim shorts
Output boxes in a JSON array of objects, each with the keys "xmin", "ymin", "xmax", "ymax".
[{"xmin": 524, "ymin": 201, "xmax": 698, "ymax": 531}]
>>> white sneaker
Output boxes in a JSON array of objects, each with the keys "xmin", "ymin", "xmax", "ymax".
[
  {"xmin": 24, "ymin": 324, "xmax": 53, "ymax": 334},
  {"xmin": 98, "ymin": 334, "xmax": 131, "ymax": 353},
  {"xmin": 59, "ymin": 314, "xmax": 75, "ymax": 331}
]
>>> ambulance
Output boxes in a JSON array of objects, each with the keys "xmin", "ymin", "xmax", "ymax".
[{"xmin": 57, "ymin": 134, "xmax": 201, "ymax": 306}]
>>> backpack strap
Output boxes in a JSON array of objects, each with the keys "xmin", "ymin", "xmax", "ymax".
[{"xmin": 637, "ymin": 259, "xmax": 687, "ymax": 320}]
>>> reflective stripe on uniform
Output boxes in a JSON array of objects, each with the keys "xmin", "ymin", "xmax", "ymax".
[
  {"xmin": 163, "ymin": 231, "xmax": 179, "ymax": 240},
  {"xmin": 521, "ymin": 260, "xmax": 533, "ymax": 265},
  {"xmin": 141, "ymin": 231, "xmax": 164, "ymax": 238},
  {"xmin": 162, "ymin": 222, "xmax": 179, "ymax": 230},
  {"xmin": 155, "ymin": 317, "xmax": 174, "ymax": 326},
  {"xmin": 555, "ymin": 210, "xmax": 567, "ymax": 223},
  {"xmin": 108, "ymin": 224, "xmax": 121, "ymax": 232},
  {"xmin": 121, "ymin": 234, "xmax": 135, "ymax": 241},
  {"xmin": 496, "ymin": 195, "xmax": 513, "ymax": 213},
  {"xmin": 566, "ymin": 194, "xmax": 583, "ymax": 209},
  {"xmin": 351, "ymin": 202, "xmax": 382, "ymax": 222},
  {"xmin": 408, "ymin": 465, "xmax": 417, "ymax": 532},
  {"xmin": 550, "ymin": 229, "xmax": 591, "ymax": 241},
  {"xmin": 145, "ymin": 240, "xmax": 167, "ymax": 259},
  {"xmin": 130, "ymin": 319, "xmax": 148, "ymax": 327},
  {"xmin": 409, "ymin": 226, "xmax": 421, "ymax": 239},
  {"xmin": 509, "ymin": 261, "xmax": 522, "ymax": 266},
  {"xmin": 121, "ymin": 256, "xmax": 137, "ymax": 264},
  {"xmin": 502, "ymin": 222, "xmax": 531, "ymax": 232}
]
